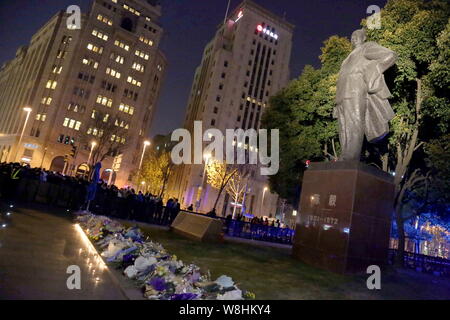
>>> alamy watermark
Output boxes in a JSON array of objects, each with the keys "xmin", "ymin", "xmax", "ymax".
[
  {"xmin": 367, "ymin": 5, "xmax": 382, "ymax": 30},
  {"xmin": 171, "ymin": 121, "xmax": 279, "ymax": 176},
  {"xmin": 66, "ymin": 5, "xmax": 81, "ymax": 30},
  {"xmin": 66, "ymin": 265, "xmax": 81, "ymax": 290},
  {"xmin": 366, "ymin": 265, "xmax": 381, "ymax": 290}
]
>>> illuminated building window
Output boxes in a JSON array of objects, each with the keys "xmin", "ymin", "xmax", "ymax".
[
  {"xmin": 114, "ymin": 119, "xmax": 128, "ymax": 128},
  {"xmin": 41, "ymin": 97, "xmax": 52, "ymax": 105},
  {"xmin": 110, "ymin": 52, "xmax": 124, "ymax": 64},
  {"xmin": 119, "ymin": 103, "xmax": 134, "ymax": 115},
  {"xmin": 46, "ymin": 80, "xmax": 57, "ymax": 90},
  {"xmin": 127, "ymin": 76, "xmax": 142, "ymax": 87},
  {"xmin": 139, "ymin": 36, "xmax": 153, "ymax": 46},
  {"xmin": 92, "ymin": 29, "xmax": 109, "ymax": 41},
  {"xmin": 97, "ymin": 14, "xmax": 113, "ymax": 26},
  {"xmin": 52, "ymin": 65, "xmax": 63, "ymax": 74},
  {"xmin": 132, "ymin": 62, "xmax": 145, "ymax": 73},
  {"xmin": 87, "ymin": 127, "xmax": 104, "ymax": 137},
  {"xmin": 135, "ymin": 50, "xmax": 149, "ymax": 60},
  {"xmin": 82, "ymin": 57, "xmax": 99, "ymax": 69},
  {"xmin": 87, "ymin": 43, "xmax": 104, "ymax": 54},
  {"xmin": 114, "ymin": 40, "xmax": 130, "ymax": 51},
  {"xmin": 63, "ymin": 118, "xmax": 82, "ymax": 131},
  {"xmin": 123, "ymin": 4, "xmax": 140, "ymax": 16},
  {"xmin": 106, "ymin": 67, "xmax": 121, "ymax": 79},
  {"xmin": 96, "ymin": 95, "xmax": 113, "ymax": 107},
  {"xmin": 36, "ymin": 114, "xmax": 46, "ymax": 122}
]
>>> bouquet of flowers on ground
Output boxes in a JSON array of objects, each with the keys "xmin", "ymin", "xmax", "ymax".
[{"xmin": 75, "ymin": 214, "xmax": 255, "ymax": 300}]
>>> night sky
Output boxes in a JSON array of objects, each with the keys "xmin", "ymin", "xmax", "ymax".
[{"xmin": 0, "ymin": 0, "xmax": 387, "ymax": 137}]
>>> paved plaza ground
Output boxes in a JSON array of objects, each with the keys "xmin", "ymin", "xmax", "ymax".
[
  {"xmin": 0, "ymin": 203, "xmax": 127, "ymax": 300},
  {"xmin": 1, "ymin": 203, "xmax": 449, "ymax": 300}
]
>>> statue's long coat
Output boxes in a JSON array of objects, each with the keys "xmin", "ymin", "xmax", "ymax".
[{"xmin": 334, "ymin": 41, "xmax": 397, "ymax": 142}]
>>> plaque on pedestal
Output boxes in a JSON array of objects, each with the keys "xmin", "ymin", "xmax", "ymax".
[
  {"xmin": 171, "ymin": 211, "xmax": 223, "ymax": 242},
  {"xmin": 292, "ymin": 161, "xmax": 395, "ymax": 274}
]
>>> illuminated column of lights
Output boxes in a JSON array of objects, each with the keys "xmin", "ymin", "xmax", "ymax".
[{"xmin": 74, "ymin": 224, "xmax": 106, "ymax": 283}]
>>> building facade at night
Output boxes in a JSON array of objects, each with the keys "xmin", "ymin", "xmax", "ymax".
[
  {"xmin": 0, "ymin": 0, "xmax": 166, "ymax": 186},
  {"xmin": 168, "ymin": 0, "xmax": 294, "ymax": 218}
]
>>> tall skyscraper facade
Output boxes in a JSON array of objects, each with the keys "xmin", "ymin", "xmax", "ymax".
[
  {"xmin": 0, "ymin": 0, "xmax": 166, "ymax": 186},
  {"xmin": 168, "ymin": 0, "xmax": 294, "ymax": 217}
]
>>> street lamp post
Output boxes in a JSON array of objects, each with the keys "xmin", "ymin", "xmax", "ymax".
[
  {"xmin": 139, "ymin": 140, "xmax": 151, "ymax": 171},
  {"xmin": 87, "ymin": 141, "xmax": 97, "ymax": 166},
  {"xmin": 14, "ymin": 107, "xmax": 32, "ymax": 162}
]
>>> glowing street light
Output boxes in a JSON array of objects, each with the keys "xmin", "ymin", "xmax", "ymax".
[
  {"xmin": 139, "ymin": 140, "xmax": 151, "ymax": 170},
  {"xmin": 14, "ymin": 107, "xmax": 32, "ymax": 162},
  {"xmin": 87, "ymin": 141, "xmax": 97, "ymax": 165}
]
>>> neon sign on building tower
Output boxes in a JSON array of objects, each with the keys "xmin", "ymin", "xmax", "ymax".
[{"xmin": 256, "ymin": 24, "xmax": 279, "ymax": 40}]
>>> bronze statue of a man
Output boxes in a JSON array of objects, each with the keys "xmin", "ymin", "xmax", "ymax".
[{"xmin": 334, "ymin": 29, "xmax": 398, "ymax": 161}]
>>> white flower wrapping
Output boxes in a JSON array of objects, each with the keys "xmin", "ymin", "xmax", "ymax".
[{"xmin": 76, "ymin": 214, "xmax": 251, "ymax": 300}]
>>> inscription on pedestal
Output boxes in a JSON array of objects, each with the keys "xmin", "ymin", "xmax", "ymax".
[{"xmin": 292, "ymin": 161, "xmax": 395, "ymax": 274}]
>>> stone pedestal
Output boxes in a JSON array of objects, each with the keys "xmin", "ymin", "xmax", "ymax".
[
  {"xmin": 171, "ymin": 211, "xmax": 223, "ymax": 242},
  {"xmin": 292, "ymin": 161, "xmax": 395, "ymax": 274}
]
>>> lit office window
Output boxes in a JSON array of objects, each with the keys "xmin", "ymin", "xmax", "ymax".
[
  {"xmin": 135, "ymin": 50, "xmax": 149, "ymax": 60},
  {"xmin": 132, "ymin": 62, "xmax": 145, "ymax": 73},
  {"xmin": 87, "ymin": 43, "xmax": 104, "ymax": 54},
  {"xmin": 106, "ymin": 67, "xmax": 121, "ymax": 79},
  {"xmin": 63, "ymin": 118, "xmax": 81, "ymax": 131},
  {"xmin": 127, "ymin": 76, "xmax": 142, "ymax": 87},
  {"xmin": 46, "ymin": 80, "xmax": 57, "ymax": 89},
  {"xmin": 97, "ymin": 14, "xmax": 113, "ymax": 26},
  {"xmin": 82, "ymin": 57, "xmax": 99, "ymax": 69},
  {"xmin": 139, "ymin": 36, "xmax": 153, "ymax": 46},
  {"xmin": 96, "ymin": 95, "xmax": 113, "ymax": 107},
  {"xmin": 114, "ymin": 40, "xmax": 130, "ymax": 51},
  {"xmin": 41, "ymin": 97, "xmax": 52, "ymax": 105},
  {"xmin": 92, "ymin": 29, "xmax": 109, "ymax": 41}
]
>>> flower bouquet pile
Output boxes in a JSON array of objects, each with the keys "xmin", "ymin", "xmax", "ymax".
[{"xmin": 76, "ymin": 214, "xmax": 255, "ymax": 300}]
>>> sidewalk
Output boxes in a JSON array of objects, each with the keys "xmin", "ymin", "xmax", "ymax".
[{"xmin": 0, "ymin": 203, "xmax": 127, "ymax": 300}]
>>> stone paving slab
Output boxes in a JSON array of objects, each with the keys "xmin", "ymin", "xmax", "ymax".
[{"xmin": 0, "ymin": 203, "xmax": 127, "ymax": 300}]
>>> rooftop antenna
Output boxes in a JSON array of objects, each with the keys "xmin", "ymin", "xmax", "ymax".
[{"xmin": 224, "ymin": 0, "xmax": 232, "ymax": 25}]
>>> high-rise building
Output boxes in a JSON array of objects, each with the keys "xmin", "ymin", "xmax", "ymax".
[
  {"xmin": 0, "ymin": 0, "xmax": 166, "ymax": 186},
  {"xmin": 168, "ymin": 0, "xmax": 294, "ymax": 217}
]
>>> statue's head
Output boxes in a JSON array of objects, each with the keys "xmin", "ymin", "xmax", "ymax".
[{"xmin": 351, "ymin": 29, "xmax": 367, "ymax": 48}]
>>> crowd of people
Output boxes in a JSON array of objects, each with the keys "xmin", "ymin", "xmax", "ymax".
[
  {"xmin": 223, "ymin": 213, "xmax": 284, "ymax": 228},
  {"xmin": 0, "ymin": 162, "xmax": 293, "ymax": 236},
  {"xmin": 0, "ymin": 162, "xmax": 182, "ymax": 226}
]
